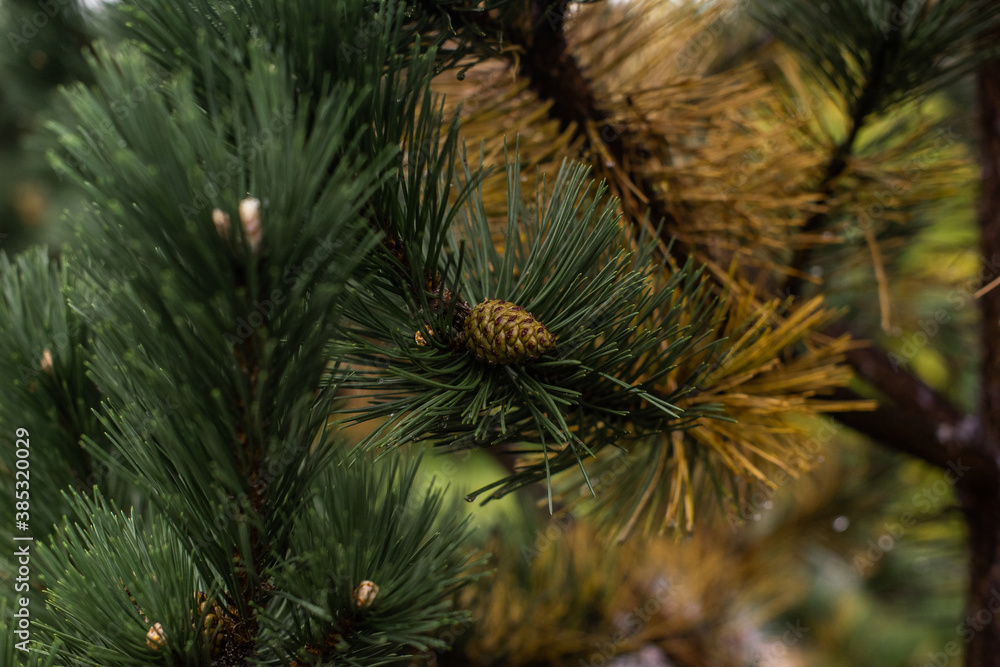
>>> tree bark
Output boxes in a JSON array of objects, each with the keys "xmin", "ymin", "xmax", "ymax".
[
  {"xmin": 963, "ymin": 55, "xmax": 1000, "ymax": 667},
  {"xmin": 961, "ymin": 478, "xmax": 1000, "ymax": 666}
]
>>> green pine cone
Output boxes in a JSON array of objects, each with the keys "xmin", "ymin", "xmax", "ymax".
[{"xmin": 463, "ymin": 298, "xmax": 557, "ymax": 364}]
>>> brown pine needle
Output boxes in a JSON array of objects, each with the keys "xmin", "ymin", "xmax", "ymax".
[
  {"xmin": 865, "ymin": 225, "xmax": 893, "ymax": 333},
  {"xmin": 976, "ymin": 273, "xmax": 1000, "ymax": 299}
]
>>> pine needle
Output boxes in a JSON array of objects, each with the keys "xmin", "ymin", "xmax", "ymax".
[
  {"xmin": 864, "ymin": 224, "xmax": 893, "ymax": 333},
  {"xmin": 975, "ymin": 274, "xmax": 1000, "ymax": 299}
]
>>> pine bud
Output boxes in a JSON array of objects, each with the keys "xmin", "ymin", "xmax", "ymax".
[
  {"xmin": 354, "ymin": 580, "xmax": 379, "ymax": 608},
  {"xmin": 212, "ymin": 208, "xmax": 231, "ymax": 239},
  {"xmin": 239, "ymin": 197, "xmax": 262, "ymax": 254},
  {"xmin": 40, "ymin": 348, "xmax": 53, "ymax": 375},
  {"xmin": 414, "ymin": 328, "xmax": 434, "ymax": 346},
  {"xmin": 146, "ymin": 622, "xmax": 166, "ymax": 650},
  {"xmin": 463, "ymin": 298, "xmax": 556, "ymax": 364}
]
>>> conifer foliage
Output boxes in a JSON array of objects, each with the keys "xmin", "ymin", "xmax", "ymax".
[{"xmin": 2, "ymin": 0, "xmax": 1000, "ymax": 665}]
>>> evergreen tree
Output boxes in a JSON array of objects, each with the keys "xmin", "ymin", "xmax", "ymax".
[{"xmin": 2, "ymin": 0, "xmax": 1000, "ymax": 666}]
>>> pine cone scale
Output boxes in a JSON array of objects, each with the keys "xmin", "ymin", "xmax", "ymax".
[{"xmin": 463, "ymin": 299, "xmax": 556, "ymax": 364}]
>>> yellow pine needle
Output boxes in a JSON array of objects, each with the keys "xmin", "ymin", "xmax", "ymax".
[{"xmin": 865, "ymin": 225, "xmax": 893, "ymax": 333}]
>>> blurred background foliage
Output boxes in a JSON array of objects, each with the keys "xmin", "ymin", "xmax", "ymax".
[
  {"xmin": 0, "ymin": 0, "xmax": 93, "ymax": 253},
  {"xmin": 0, "ymin": 0, "xmax": 980, "ymax": 665}
]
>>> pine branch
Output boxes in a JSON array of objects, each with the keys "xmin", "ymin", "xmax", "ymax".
[
  {"xmin": 499, "ymin": 0, "xmax": 688, "ymax": 256},
  {"xmin": 0, "ymin": 249, "xmax": 118, "ymax": 532},
  {"xmin": 822, "ymin": 346, "xmax": 989, "ymax": 477},
  {"xmin": 18, "ymin": 1, "xmax": 1000, "ymax": 663},
  {"xmin": 784, "ymin": 30, "xmax": 895, "ymax": 295},
  {"xmin": 976, "ymin": 59, "xmax": 1000, "ymax": 469},
  {"xmin": 27, "ymin": 1, "xmax": 495, "ymax": 659},
  {"xmin": 274, "ymin": 452, "xmax": 485, "ymax": 665},
  {"xmin": 960, "ymin": 50, "xmax": 1000, "ymax": 667},
  {"xmin": 459, "ymin": 0, "xmax": 1000, "ymax": 538},
  {"xmin": 335, "ymin": 157, "xmax": 725, "ymax": 509},
  {"xmin": 757, "ymin": 0, "xmax": 1000, "ymax": 294}
]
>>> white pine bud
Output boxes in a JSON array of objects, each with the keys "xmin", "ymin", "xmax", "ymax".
[
  {"xmin": 239, "ymin": 197, "xmax": 262, "ymax": 254},
  {"xmin": 354, "ymin": 580, "xmax": 379, "ymax": 608},
  {"xmin": 212, "ymin": 208, "xmax": 231, "ymax": 239},
  {"xmin": 40, "ymin": 348, "xmax": 53, "ymax": 375}
]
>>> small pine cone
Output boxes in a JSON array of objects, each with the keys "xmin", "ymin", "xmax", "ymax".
[
  {"xmin": 193, "ymin": 592, "xmax": 228, "ymax": 654},
  {"xmin": 463, "ymin": 299, "xmax": 556, "ymax": 364}
]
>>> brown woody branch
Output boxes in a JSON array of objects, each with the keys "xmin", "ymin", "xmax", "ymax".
[
  {"xmin": 502, "ymin": 0, "xmax": 690, "ymax": 257},
  {"xmin": 784, "ymin": 10, "xmax": 900, "ymax": 297},
  {"xmin": 976, "ymin": 59, "xmax": 1000, "ymax": 466},
  {"xmin": 961, "ymin": 49, "xmax": 1000, "ymax": 667},
  {"xmin": 823, "ymin": 325, "xmax": 993, "ymax": 481}
]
